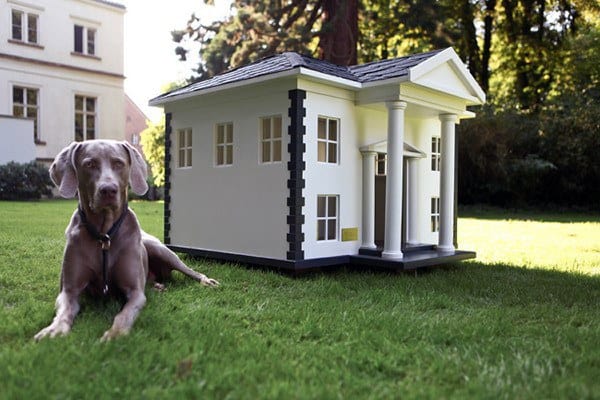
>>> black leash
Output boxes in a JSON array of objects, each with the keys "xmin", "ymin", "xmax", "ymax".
[{"xmin": 78, "ymin": 204, "xmax": 129, "ymax": 295}]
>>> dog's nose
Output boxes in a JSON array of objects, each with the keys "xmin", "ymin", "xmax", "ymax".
[{"xmin": 99, "ymin": 184, "xmax": 118, "ymax": 198}]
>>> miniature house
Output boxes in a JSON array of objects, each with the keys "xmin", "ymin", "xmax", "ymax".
[{"xmin": 149, "ymin": 48, "xmax": 485, "ymax": 271}]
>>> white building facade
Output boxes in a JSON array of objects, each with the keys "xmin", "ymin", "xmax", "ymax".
[{"xmin": 0, "ymin": 0, "xmax": 125, "ymax": 162}]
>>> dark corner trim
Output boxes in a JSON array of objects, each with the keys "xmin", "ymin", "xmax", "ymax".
[
  {"xmin": 287, "ymin": 89, "xmax": 307, "ymax": 261},
  {"xmin": 164, "ymin": 112, "xmax": 172, "ymax": 244}
]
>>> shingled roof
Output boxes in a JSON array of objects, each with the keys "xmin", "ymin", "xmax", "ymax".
[{"xmin": 150, "ymin": 49, "xmax": 446, "ymax": 105}]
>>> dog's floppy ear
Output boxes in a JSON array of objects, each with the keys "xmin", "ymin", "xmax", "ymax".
[
  {"xmin": 49, "ymin": 142, "xmax": 81, "ymax": 198},
  {"xmin": 122, "ymin": 141, "xmax": 148, "ymax": 195}
]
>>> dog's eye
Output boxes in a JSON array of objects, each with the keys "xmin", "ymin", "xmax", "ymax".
[
  {"xmin": 84, "ymin": 160, "xmax": 97, "ymax": 169},
  {"xmin": 113, "ymin": 160, "xmax": 125, "ymax": 169}
]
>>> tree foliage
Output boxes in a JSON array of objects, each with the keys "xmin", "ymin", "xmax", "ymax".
[{"xmin": 140, "ymin": 117, "xmax": 165, "ymax": 187}]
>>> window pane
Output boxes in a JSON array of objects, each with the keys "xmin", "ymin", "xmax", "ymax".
[
  {"xmin": 187, "ymin": 130, "xmax": 192, "ymax": 147},
  {"xmin": 13, "ymin": 105, "xmax": 24, "ymax": 117},
  {"xmin": 186, "ymin": 148, "xmax": 192, "ymax": 166},
  {"xmin": 327, "ymin": 220, "xmax": 337, "ymax": 240},
  {"xmin": 272, "ymin": 140, "xmax": 281, "ymax": 162},
  {"xmin": 328, "ymin": 143, "xmax": 337, "ymax": 163},
  {"xmin": 87, "ymin": 126, "xmax": 95, "ymax": 140},
  {"xmin": 86, "ymin": 97, "xmax": 95, "ymax": 112},
  {"xmin": 317, "ymin": 196, "xmax": 326, "ymax": 217},
  {"xmin": 226, "ymin": 145, "xmax": 233, "ymax": 164},
  {"xmin": 328, "ymin": 119, "xmax": 337, "ymax": 141},
  {"xmin": 87, "ymin": 29, "xmax": 95, "ymax": 55},
  {"xmin": 27, "ymin": 107, "xmax": 37, "ymax": 119},
  {"xmin": 178, "ymin": 149, "xmax": 185, "ymax": 167},
  {"xmin": 74, "ymin": 25, "xmax": 83, "ymax": 53},
  {"xmin": 12, "ymin": 10, "xmax": 22, "ymax": 40},
  {"xmin": 328, "ymin": 196, "xmax": 337, "ymax": 217},
  {"xmin": 273, "ymin": 116, "xmax": 282, "ymax": 138},
  {"xmin": 262, "ymin": 141, "xmax": 271, "ymax": 163},
  {"xmin": 226, "ymin": 124, "xmax": 233, "ymax": 143},
  {"xmin": 317, "ymin": 220, "xmax": 326, "ymax": 241},
  {"xmin": 75, "ymin": 96, "xmax": 83, "ymax": 111},
  {"xmin": 318, "ymin": 118, "xmax": 326, "ymax": 139},
  {"xmin": 13, "ymin": 87, "xmax": 23, "ymax": 104},
  {"xmin": 217, "ymin": 125, "xmax": 224, "ymax": 143},
  {"xmin": 217, "ymin": 146, "xmax": 224, "ymax": 165},
  {"xmin": 27, "ymin": 14, "xmax": 37, "ymax": 43},
  {"xmin": 262, "ymin": 118, "xmax": 270, "ymax": 139},
  {"xmin": 318, "ymin": 141, "xmax": 326, "ymax": 162},
  {"xmin": 27, "ymin": 89, "xmax": 37, "ymax": 105}
]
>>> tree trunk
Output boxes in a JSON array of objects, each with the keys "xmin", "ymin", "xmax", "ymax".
[{"xmin": 318, "ymin": 0, "xmax": 358, "ymax": 66}]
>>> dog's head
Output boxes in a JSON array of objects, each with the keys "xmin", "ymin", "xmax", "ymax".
[{"xmin": 50, "ymin": 140, "xmax": 148, "ymax": 212}]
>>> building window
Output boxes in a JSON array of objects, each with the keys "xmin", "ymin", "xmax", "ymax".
[
  {"xmin": 376, "ymin": 153, "xmax": 387, "ymax": 176},
  {"xmin": 260, "ymin": 115, "xmax": 282, "ymax": 163},
  {"xmin": 215, "ymin": 122, "xmax": 233, "ymax": 166},
  {"xmin": 431, "ymin": 197, "xmax": 440, "ymax": 232},
  {"xmin": 74, "ymin": 25, "xmax": 96, "ymax": 56},
  {"xmin": 431, "ymin": 136, "xmax": 441, "ymax": 171},
  {"xmin": 317, "ymin": 195, "xmax": 338, "ymax": 241},
  {"xmin": 317, "ymin": 116, "xmax": 339, "ymax": 164},
  {"xmin": 11, "ymin": 9, "xmax": 38, "ymax": 44},
  {"xmin": 13, "ymin": 86, "xmax": 39, "ymax": 141},
  {"xmin": 177, "ymin": 128, "xmax": 192, "ymax": 168},
  {"xmin": 74, "ymin": 95, "xmax": 96, "ymax": 142}
]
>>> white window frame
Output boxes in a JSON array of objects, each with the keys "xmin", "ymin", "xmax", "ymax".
[
  {"xmin": 12, "ymin": 85, "xmax": 39, "ymax": 141},
  {"xmin": 260, "ymin": 115, "xmax": 283, "ymax": 164},
  {"xmin": 431, "ymin": 197, "xmax": 440, "ymax": 232},
  {"xmin": 215, "ymin": 122, "xmax": 234, "ymax": 167},
  {"xmin": 431, "ymin": 136, "xmax": 441, "ymax": 172},
  {"xmin": 74, "ymin": 95, "xmax": 96, "ymax": 142},
  {"xmin": 317, "ymin": 195, "xmax": 339, "ymax": 241},
  {"xmin": 73, "ymin": 24, "xmax": 97, "ymax": 56},
  {"xmin": 11, "ymin": 8, "xmax": 39, "ymax": 44},
  {"xmin": 177, "ymin": 128, "xmax": 193, "ymax": 168},
  {"xmin": 317, "ymin": 116, "xmax": 339, "ymax": 164}
]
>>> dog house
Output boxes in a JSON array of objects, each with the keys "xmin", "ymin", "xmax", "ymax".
[{"xmin": 149, "ymin": 48, "xmax": 485, "ymax": 271}]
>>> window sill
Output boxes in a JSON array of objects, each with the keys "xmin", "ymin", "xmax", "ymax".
[
  {"xmin": 8, "ymin": 39, "xmax": 44, "ymax": 50},
  {"xmin": 71, "ymin": 52, "xmax": 101, "ymax": 61}
]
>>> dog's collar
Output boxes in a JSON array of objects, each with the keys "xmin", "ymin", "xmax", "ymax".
[{"xmin": 78, "ymin": 204, "xmax": 129, "ymax": 295}]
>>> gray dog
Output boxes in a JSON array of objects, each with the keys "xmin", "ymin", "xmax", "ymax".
[{"xmin": 35, "ymin": 139, "xmax": 218, "ymax": 341}]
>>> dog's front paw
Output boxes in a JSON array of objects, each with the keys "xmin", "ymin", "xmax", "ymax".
[
  {"xmin": 201, "ymin": 275, "xmax": 220, "ymax": 287},
  {"xmin": 34, "ymin": 322, "xmax": 71, "ymax": 341},
  {"xmin": 100, "ymin": 327, "xmax": 129, "ymax": 342}
]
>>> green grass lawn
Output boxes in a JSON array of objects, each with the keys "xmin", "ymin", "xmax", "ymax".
[{"xmin": 0, "ymin": 201, "xmax": 598, "ymax": 399}]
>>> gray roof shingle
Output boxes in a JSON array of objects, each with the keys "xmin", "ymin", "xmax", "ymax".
[{"xmin": 151, "ymin": 49, "xmax": 445, "ymax": 103}]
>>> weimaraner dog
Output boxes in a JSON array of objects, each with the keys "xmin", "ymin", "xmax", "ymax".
[{"xmin": 35, "ymin": 139, "xmax": 218, "ymax": 341}]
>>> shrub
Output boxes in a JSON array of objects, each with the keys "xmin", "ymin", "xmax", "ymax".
[{"xmin": 0, "ymin": 161, "xmax": 53, "ymax": 200}]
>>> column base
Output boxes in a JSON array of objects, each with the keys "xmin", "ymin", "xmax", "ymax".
[
  {"xmin": 382, "ymin": 250, "xmax": 404, "ymax": 259},
  {"xmin": 436, "ymin": 244, "xmax": 455, "ymax": 253}
]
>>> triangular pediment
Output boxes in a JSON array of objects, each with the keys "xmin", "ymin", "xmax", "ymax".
[{"xmin": 408, "ymin": 48, "xmax": 485, "ymax": 104}]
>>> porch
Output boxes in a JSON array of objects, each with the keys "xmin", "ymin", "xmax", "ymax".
[{"xmin": 354, "ymin": 244, "xmax": 476, "ymax": 271}]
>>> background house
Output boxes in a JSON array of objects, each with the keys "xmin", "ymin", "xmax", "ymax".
[
  {"xmin": 125, "ymin": 93, "xmax": 148, "ymax": 157},
  {"xmin": 0, "ymin": 0, "xmax": 126, "ymax": 164}
]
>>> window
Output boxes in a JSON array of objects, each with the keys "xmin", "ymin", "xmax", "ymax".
[
  {"xmin": 317, "ymin": 116, "xmax": 339, "ymax": 164},
  {"xmin": 74, "ymin": 95, "xmax": 96, "ymax": 142},
  {"xmin": 74, "ymin": 24, "xmax": 96, "ymax": 56},
  {"xmin": 317, "ymin": 195, "xmax": 338, "ymax": 241},
  {"xmin": 177, "ymin": 128, "xmax": 192, "ymax": 168},
  {"xmin": 215, "ymin": 123, "xmax": 233, "ymax": 166},
  {"xmin": 11, "ymin": 9, "xmax": 38, "ymax": 44},
  {"xmin": 431, "ymin": 197, "xmax": 440, "ymax": 232},
  {"xmin": 12, "ymin": 86, "xmax": 39, "ymax": 141},
  {"xmin": 376, "ymin": 153, "xmax": 387, "ymax": 176},
  {"xmin": 431, "ymin": 136, "xmax": 441, "ymax": 171},
  {"xmin": 260, "ymin": 115, "xmax": 282, "ymax": 163}
]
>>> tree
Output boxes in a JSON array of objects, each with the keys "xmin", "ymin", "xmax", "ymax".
[{"xmin": 140, "ymin": 117, "xmax": 165, "ymax": 187}]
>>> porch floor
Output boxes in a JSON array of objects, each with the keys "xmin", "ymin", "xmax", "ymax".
[{"xmin": 352, "ymin": 244, "xmax": 476, "ymax": 271}]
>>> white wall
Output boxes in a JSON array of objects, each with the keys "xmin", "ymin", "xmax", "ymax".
[
  {"xmin": 166, "ymin": 82, "xmax": 291, "ymax": 259},
  {"xmin": 0, "ymin": 115, "xmax": 35, "ymax": 163}
]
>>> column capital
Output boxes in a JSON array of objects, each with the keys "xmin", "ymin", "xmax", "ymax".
[
  {"xmin": 359, "ymin": 149, "xmax": 378, "ymax": 156},
  {"xmin": 439, "ymin": 113, "xmax": 458, "ymax": 123},
  {"xmin": 385, "ymin": 100, "xmax": 408, "ymax": 110}
]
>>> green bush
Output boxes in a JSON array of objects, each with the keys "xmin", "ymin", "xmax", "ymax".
[{"xmin": 0, "ymin": 161, "xmax": 53, "ymax": 200}]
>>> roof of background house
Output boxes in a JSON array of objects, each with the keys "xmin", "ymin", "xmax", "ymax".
[
  {"xmin": 150, "ymin": 49, "xmax": 446, "ymax": 104},
  {"xmin": 91, "ymin": 0, "xmax": 126, "ymax": 10}
]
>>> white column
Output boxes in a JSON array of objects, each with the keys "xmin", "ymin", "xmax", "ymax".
[
  {"xmin": 361, "ymin": 150, "xmax": 377, "ymax": 249},
  {"xmin": 406, "ymin": 158, "xmax": 419, "ymax": 245},
  {"xmin": 438, "ymin": 114, "xmax": 458, "ymax": 252},
  {"xmin": 382, "ymin": 101, "xmax": 407, "ymax": 259}
]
